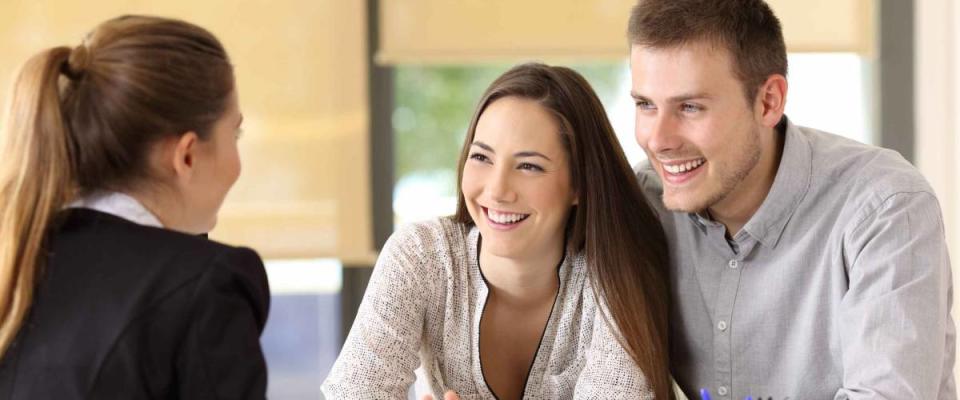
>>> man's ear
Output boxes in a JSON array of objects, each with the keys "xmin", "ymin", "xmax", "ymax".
[
  {"xmin": 171, "ymin": 132, "xmax": 200, "ymax": 182},
  {"xmin": 755, "ymin": 74, "xmax": 788, "ymax": 128}
]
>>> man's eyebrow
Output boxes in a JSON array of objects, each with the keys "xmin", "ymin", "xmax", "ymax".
[
  {"xmin": 630, "ymin": 92, "xmax": 711, "ymax": 102},
  {"xmin": 667, "ymin": 93, "xmax": 711, "ymax": 102}
]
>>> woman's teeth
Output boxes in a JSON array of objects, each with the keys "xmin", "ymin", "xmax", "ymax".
[
  {"xmin": 663, "ymin": 158, "xmax": 705, "ymax": 174},
  {"xmin": 487, "ymin": 209, "xmax": 530, "ymax": 224}
]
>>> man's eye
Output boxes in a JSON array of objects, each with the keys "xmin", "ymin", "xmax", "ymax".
[{"xmin": 636, "ymin": 100, "xmax": 656, "ymax": 111}]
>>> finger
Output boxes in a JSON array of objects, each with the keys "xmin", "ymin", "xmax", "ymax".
[
  {"xmin": 421, "ymin": 395, "xmax": 434, "ymax": 400},
  {"xmin": 444, "ymin": 390, "xmax": 461, "ymax": 400}
]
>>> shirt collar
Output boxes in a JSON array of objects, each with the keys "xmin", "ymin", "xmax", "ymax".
[
  {"xmin": 67, "ymin": 190, "xmax": 164, "ymax": 228},
  {"xmin": 737, "ymin": 116, "xmax": 813, "ymax": 248}
]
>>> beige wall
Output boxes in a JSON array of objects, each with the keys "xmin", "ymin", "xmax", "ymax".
[{"xmin": 0, "ymin": 1, "xmax": 372, "ymax": 260}]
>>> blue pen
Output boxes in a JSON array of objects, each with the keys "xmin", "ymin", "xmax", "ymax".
[{"xmin": 701, "ymin": 388, "xmax": 755, "ymax": 400}]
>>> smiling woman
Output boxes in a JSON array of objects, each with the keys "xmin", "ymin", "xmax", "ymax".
[
  {"xmin": 323, "ymin": 63, "xmax": 671, "ymax": 400},
  {"xmin": 461, "ymin": 96, "xmax": 578, "ymax": 400}
]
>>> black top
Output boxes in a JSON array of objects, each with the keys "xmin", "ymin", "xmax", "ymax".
[{"xmin": 0, "ymin": 208, "xmax": 270, "ymax": 399}]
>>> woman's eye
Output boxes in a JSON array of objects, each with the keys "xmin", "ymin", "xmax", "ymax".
[
  {"xmin": 518, "ymin": 162, "xmax": 544, "ymax": 172},
  {"xmin": 468, "ymin": 153, "xmax": 489, "ymax": 163}
]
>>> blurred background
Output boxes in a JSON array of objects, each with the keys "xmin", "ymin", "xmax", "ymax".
[{"xmin": 0, "ymin": 0, "xmax": 957, "ymax": 399}]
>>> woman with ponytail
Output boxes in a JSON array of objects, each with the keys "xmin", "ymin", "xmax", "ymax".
[
  {"xmin": 324, "ymin": 63, "xmax": 671, "ymax": 399},
  {"xmin": 0, "ymin": 16, "xmax": 268, "ymax": 399}
]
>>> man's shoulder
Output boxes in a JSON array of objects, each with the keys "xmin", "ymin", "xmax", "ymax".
[
  {"xmin": 634, "ymin": 159, "xmax": 663, "ymax": 197},
  {"xmin": 634, "ymin": 159, "xmax": 672, "ymax": 213},
  {"xmin": 800, "ymin": 125, "xmax": 934, "ymax": 202}
]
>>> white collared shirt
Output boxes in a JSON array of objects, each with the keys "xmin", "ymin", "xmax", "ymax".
[{"xmin": 67, "ymin": 191, "xmax": 164, "ymax": 228}]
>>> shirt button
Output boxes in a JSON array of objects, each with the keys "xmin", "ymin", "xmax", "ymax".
[
  {"xmin": 718, "ymin": 386, "xmax": 729, "ymax": 396},
  {"xmin": 728, "ymin": 259, "xmax": 739, "ymax": 269},
  {"xmin": 717, "ymin": 320, "xmax": 728, "ymax": 331}
]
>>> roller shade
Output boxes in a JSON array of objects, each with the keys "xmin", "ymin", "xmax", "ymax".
[{"xmin": 377, "ymin": 0, "xmax": 876, "ymax": 64}]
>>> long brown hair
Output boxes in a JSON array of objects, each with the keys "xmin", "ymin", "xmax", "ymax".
[
  {"xmin": 0, "ymin": 15, "xmax": 234, "ymax": 356},
  {"xmin": 454, "ymin": 63, "xmax": 672, "ymax": 398}
]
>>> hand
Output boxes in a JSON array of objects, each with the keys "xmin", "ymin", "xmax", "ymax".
[{"xmin": 421, "ymin": 390, "xmax": 460, "ymax": 400}]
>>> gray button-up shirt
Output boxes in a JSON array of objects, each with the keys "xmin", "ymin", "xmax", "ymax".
[{"xmin": 637, "ymin": 118, "xmax": 956, "ymax": 399}]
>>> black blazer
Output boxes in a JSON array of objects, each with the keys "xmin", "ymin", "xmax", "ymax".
[{"xmin": 0, "ymin": 208, "xmax": 270, "ymax": 399}]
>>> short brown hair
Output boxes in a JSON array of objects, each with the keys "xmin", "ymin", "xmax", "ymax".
[{"xmin": 628, "ymin": 0, "xmax": 788, "ymax": 102}]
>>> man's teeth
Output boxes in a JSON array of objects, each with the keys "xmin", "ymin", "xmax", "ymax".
[
  {"xmin": 663, "ymin": 158, "xmax": 705, "ymax": 174},
  {"xmin": 488, "ymin": 209, "xmax": 529, "ymax": 224}
]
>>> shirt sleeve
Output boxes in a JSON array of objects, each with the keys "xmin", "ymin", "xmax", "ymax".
[
  {"xmin": 178, "ymin": 246, "xmax": 271, "ymax": 400},
  {"xmin": 836, "ymin": 191, "xmax": 956, "ymax": 399},
  {"xmin": 322, "ymin": 225, "xmax": 434, "ymax": 399},
  {"xmin": 573, "ymin": 298, "xmax": 655, "ymax": 399}
]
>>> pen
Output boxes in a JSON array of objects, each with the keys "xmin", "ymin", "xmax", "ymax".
[{"xmin": 700, "ymin": 388, "xmax": 755, "ymax": 400}]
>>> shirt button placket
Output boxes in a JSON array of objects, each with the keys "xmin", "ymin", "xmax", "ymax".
[{"xmin": 715, "ymin": 257, "xmax": 742, "ymax": 398}]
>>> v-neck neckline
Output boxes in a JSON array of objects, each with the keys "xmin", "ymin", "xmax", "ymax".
[{"xmin": 469, "ymin": 229, "xmax": 567, "ymax": 400}]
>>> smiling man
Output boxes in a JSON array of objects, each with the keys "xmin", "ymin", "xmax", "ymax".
[{"xmin": 628, "ymin": 0, "xmax": 956, "ymax": 399}]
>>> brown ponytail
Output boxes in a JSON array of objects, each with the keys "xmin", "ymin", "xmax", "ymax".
[{"xmin": 0, "ymin": 47, "xmax": 77, "ymax": 355}]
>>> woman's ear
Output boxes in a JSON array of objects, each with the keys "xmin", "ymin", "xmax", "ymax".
[{"xmin": 170, "ymin": 131, "xmax": 200, "ymax": 182}]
